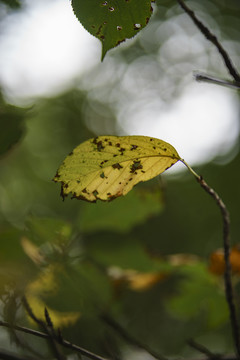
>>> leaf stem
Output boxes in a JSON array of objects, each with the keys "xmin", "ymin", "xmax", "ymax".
[{"xmin": 181, "ymin": 160, "xmax": 240, "ymax": 358}]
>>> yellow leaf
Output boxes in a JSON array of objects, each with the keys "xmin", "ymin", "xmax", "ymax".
[
  {"xmin": 26, "ymin": 296, "xmax": 80, "ymax": 328},
  {"xmin": 128, "ymin": 272, "xmax": 167, "ymax": 291},
  {"xmin": 53, "ymin": 135, "xmax": 180, "ymax": 202},
  {"xmin": 21, "ymin": 237, "xmax": 45, "ymax": 265},
  {"xmin": 26, "ymin": 265, "xmax": 80, "ymax": 327},
  {"xmin": 108, "ymin": 267, "xmax": 167, "ymax": 292}
]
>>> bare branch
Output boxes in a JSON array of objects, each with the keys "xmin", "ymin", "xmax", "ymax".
[
  {"xmin": 101, "ymin": 313, "xmax": 168, "ymax": 360},
  {"xmin": 22, "ymin": 298, "xmax": 66, "ymax": 360},
  {"xmin": 177, "ymin": 0, "xmax": 240, "ymax": 83},
  {"xmin": 194, "ymin": 72, "xmax": 240, "ymax": 90},
  {"xmin": 196, "ymin": 176, "xmax": 240, "ymax": 357},
  {"xmin": 188, "ymin": 339, "xmax": 221, "ymax": 359},
  {"xmin": 0, "ymin": 320, "xmax": 110, "ymax": 360}
]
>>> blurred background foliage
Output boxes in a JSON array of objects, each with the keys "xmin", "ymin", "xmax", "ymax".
[{"xmin": 0, "ymin": 0, "xmax": 240, "ymax": 358}]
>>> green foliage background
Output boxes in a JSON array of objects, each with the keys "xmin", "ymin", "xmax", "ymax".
[{"xmin": 0, "ymin": 0, "xmax": 239, "ymax": 358}]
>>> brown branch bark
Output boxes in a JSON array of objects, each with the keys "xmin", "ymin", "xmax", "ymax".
[
  {"xmin": 196, "ymin": 176, "xmax": 240, "ymax": 358},
  {"xmin": 0, "ymin": 319, "xmax": 110, "ymax": 360},
  {"xmin": 177, "ymin": 0, "xmax": 240, "ymax": 83}
]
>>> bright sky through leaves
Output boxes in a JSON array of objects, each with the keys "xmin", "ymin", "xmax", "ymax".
[{"xmin": 0, "ymin": 0, "xmax": 239, "ymax": 167}]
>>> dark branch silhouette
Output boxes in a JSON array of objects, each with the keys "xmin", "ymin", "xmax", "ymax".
[
  {"xmin": 177, "ymin": 0, "xmax": 240, "ymax": 83},
  {"xmin": 101, "ymin": 313, "xmax": 168, "ymax": 360},
  {"xmin": 188, "ymin": 338, "xmax": 222, "ymax": 359},
  {"xmin": 196, "ymin": 177, "xmax": 240, "ymax": 357}
]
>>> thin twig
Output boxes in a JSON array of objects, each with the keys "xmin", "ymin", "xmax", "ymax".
[
  {"xmin": 196, "ymin": 177, "xmax": 240, "ymax": 357},
  {"xmin": 180, "ymin": 160, "xmax": 240, "ymax": 357},
  {"xmin": 22, "ymin": 297, "xmax": 66, "ymax": 360},
  {"xmin": 188, "ymin": 338, "xmax": 221, "ymax": 359},
  {"xmin": 194, "ymin": 72, "xmax": 240, "ymax": 90},
  {"xmin": 177, "ymin": 0, "xmax": 240, "ymax": 82},
  {"xmin": 101, "ymin": 313, "xmax": 168, "ymax": 360},
  {"xmin": 0, "ymin": 320, "xmax": 110, "ymax": 360}
]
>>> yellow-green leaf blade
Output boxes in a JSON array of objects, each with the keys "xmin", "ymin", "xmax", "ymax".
[{"xmin": 53, "ymin": 136, "xmax": 181, "ymax": 202}]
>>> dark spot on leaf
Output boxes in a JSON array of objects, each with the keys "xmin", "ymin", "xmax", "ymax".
[
  {"xmin": 108, "ymin": 191, "xmax": 122, "ymax": 200},
  {"xmin": 163, "ymin": 148, "xmax": 167, "ymax": 151},
  {"xmin": 95, "ymin": 140, "xmax": 105, "ymax": 151},
  {"xmin": 100, "ymin": 160, "xmax": 108, "ymax": 165},
  {"xmin": 153, "ymin": 146, "xmax": 156, "ymax": 149},
  {"xmin": 146, "ymin": 17, "xmax": 150, "ymax": 24},
  {"xmin": 72, "ymin": 193, "xmax": 96, "ymax": 203},
  {"xmin": 129, "ymin": 178, "xmax": 133, "ymax": 181},
  {"xmin": 68, "ymin": 151, "xmax": 73, "ymax": 156},
  {"xmin": 116, "ymin": 143, "xmax": 120, "ymax": 147},
  {"xmin": 112, "ymin": 163, "xmax": 123, "ymax": 170},
  {"xmin": 150, "ymin": 138, "xmax": 153, "ymax": 141},
  {"xmin": 108, "ymin": 141, "xmax": 112, "ymax": 146},
  {"xmin": 107, "ymin": 192, "xmax": 111, "ymax": 195},
  {"xmin": 119, "ymin": 147, "xmax": 125, "ymax": 155},
  {"xmin": 100, "ymin": 35, "xmax": 105, "ymax": 40},
  {"xmin": 96, "ymin": 24, "xmax": 104, "ymax": 36},
  {"xmin": 77, "ymin": 180, "xmax": 80, "ymax": 184},
  {"xmin": 93, "ymin": 190, "xmax": 99, "ymax": 197},
  {"xmin": 91, "ymin": 25, "xmax": 96, "ymax": 29},
  {"xmin": 100, "ymin": 172, "xmax": 105, "ymax": 178},
  {"xmin": 82, "ymin": 188, "xmax": 88, "ymax": 194},
  {"xmin": 130, "ymin": 160, "xmax": 143, "ymax": 173},
  {"xmin": 119, "ymin": 182, "xmax": 122, "ymax": 184},
  {"xmin": 113, "ymin": 154, "xmax": 117, "ymax": 157},
  {"xmin": 116, "ymin": 39, "xmax": 124, "ymax": 46},
  {"xmin": 54, "ymin": 172, "xmax": 60, "ymax": 179},
  {"xmin": 131, "ymin": 144, "xmax": 138, "ymax": 150},
  {"xmin": 60, "ymin": 184, "xmax": 67, "ymax": 201},
  {"xmin": 93, "ymin": 137, "xmax": 98, "ymax": 144},
  {"xmin": 141, "ymin": 170, "xmax": 146, "ymax": 173},
  {"xmin": 117, "ymin": 26, "xmax": 122, "ymax": 31}
]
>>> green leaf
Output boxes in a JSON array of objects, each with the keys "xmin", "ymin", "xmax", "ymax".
[
  {"xmin": 0, "ymin": 94, "xmax": 26, "ymax": 157},
  {"xmin": 53, "ymin": 135, "xmax": 180, "ymax": 202},
  {"xmin": 79, "ymin": 186, "xmax": 163, "ymax": 233},
  {"xmin": 0, "ymin": 0, "xmax": 21, "ymax": 9},
  {"xmin": 166, "ymin": 263, "xmax": 229, "ymax": 328},
  {"xmin": 71, "ymin": 0, "xmax": 154, "ymax": 59}
]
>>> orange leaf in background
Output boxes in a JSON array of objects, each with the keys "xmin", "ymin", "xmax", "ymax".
[
  {"xmin": 128, "ymin": 272, "xmax": 167, "ymax": 291},
  {"xmin": 108, "ymin": 266, "xmax": 167, "ymax": 294},
  {"xmin": 209, "ymin": 245, "xmax": 240, "ymax": 275}
]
